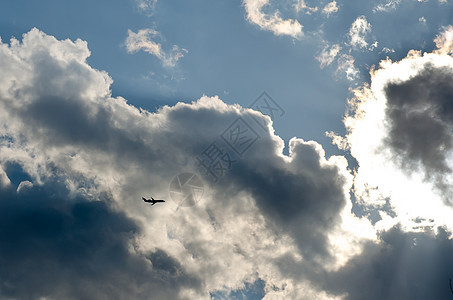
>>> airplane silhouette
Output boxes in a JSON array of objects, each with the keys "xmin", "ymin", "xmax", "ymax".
[{"xmin": 142, "ymin": 197, "xmax": 165, "ymax": 206}]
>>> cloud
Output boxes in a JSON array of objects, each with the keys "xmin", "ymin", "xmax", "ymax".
[
  {"xmin": 0, "ymin": 182, "xmax": 201, "ymax": 300},
  {"xmin": 316, "ymin": 43, "xmax": 341, "ymax": 68},
  {"xmin": 242, "ymin": 0, "xmax": 303, "ymax": 38},
  {"xmin": 16, "ymin": 180, "xmax": 33, "ymax": 192},
  {"xmin": 136, "ymin": 0, "xmax": 157, "ymax": 15},
  {"xmin": 434, "ymin": 25, "xmax": 453, "ymax": 55},
  {"xmin": 324, "ymin": 226, "xmax": 453, "ymax": 300},
  {"xmin": 419, "ymin": 16, "xmax": 427, "ymax": 25},
  {"xmin": 337, "ymin": 27, "xmax": 453, "ymax": 232},
  {"xmin": 8, "ymin": 23, "xmax": 453, "ymax": 300},
  {"xmin": 0, "ymin": 165, "xmax": 10, "ymax": 188},
  {"xmin": 337, "ymin": 54, "xmax": 359, "ymax": 81},
  {"xmin": 0, "ymin": 28, "xmax": 375, "ymax": 299},
  {"xmin": 125, "ymin": 28, "xmax": 188, "ymax": 67},
  {"xmin": 348, "ymin": 16, "xmax": 372, "ymax": 49},
  {"xmin": 380, "ymin": 47, "xmax": 395, "ymax": 54},
  {"xmin": 373, "ymin": 0, "xmax": 402, "ymax": 12},
  {"xmin": 322, "ymin": 1, "xmax": 338, "ymax": 16},
  {"xmin": 294, "ymin": 0, "xmax": 318, "ymax": 14}
]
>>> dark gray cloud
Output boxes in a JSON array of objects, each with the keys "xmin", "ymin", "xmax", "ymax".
[
  {"xmin": 323, "ymin": 226, "xmax": 453, "ymax": 300},
  {"xmin": 0, "ymin": 182, "xmax": 200, "ymax": 300},
  {"xmin": 384, "ymin": 63, "xmax": 453, "ymax": 200},
  {"xmin": 273, "ymin": 225, "xmax": 453, "ymax": 299},
  {"xmin": 225, "ymin": 139, "xmax": 349, "ymax": 262}
]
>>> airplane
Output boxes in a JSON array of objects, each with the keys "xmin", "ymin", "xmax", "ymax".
[{"xmin": 142, "ymin": 197, "xmax": 165, "ymax": 206}]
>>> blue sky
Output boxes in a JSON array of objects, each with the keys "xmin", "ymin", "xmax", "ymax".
[
  {"xmin": 3, "ymin": 0, "xmax": 451, "ymax": 150},
  {"xmin": 1, "ymin": 0, "xmax": 354, "ymax": 151},
  {"xmin": 3, "ymin": 0, "xmax": 453, "ymax": 299}
]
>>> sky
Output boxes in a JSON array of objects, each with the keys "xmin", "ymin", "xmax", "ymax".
[{"xmin": 2, "ymin": 0, "xmax": 453, "ymax": 299}]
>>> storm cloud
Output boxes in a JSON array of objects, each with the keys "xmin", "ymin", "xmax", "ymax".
[
  {"xmin": 384, "ymin": 63, "xmax": 453, "ymax": 198},
  {"xmin": 0, "ymin": 181, "xmax": 200, "ymax": 300},
  {"xmin": 0, "ymin": 28, "xmax": 371, "ymax": 299},
  {"xmin": 325, "ymin": 226, "xmax": 453, "ymax": 300}
]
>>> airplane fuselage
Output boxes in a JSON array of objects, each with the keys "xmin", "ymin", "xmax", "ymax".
[{"xmin": 142, "ymin": 197, "xmax": 165, "ymax": 205}]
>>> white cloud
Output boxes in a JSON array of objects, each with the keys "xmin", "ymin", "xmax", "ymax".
[
  {"xmin": 0, "ymin": 28, "xmax": 375, "ymax": 299},
  {"xmin": 16, "ymin": 180, "xmax": 33, "ymax": 193},
  {"xmin": 0, "ymin": 165, "xmax": 10, "ymax": 188},
  {"xmin": 294, "ymin": 0, "xmax": 318, "ymax": 14},
  {"xmin": 136, "ymin": 0, "xmax": 157, "ymax": 15},
  {"xmin": 316, "ymin": 43, "xmax": 341, "ymax": 68},
  {"xmin": 341, "ymin": 27, "xmax": 453, "ymax": 232},
  {"xmin": 433, "ymin": 25, "xmax": 453, "ymax": 54},
  {"xmin": 242, "ymin": 0, "xmax": 303, "ymax": 38},
  {"xmin": 348, "ymin": 16, "xmax": 372, "ymax": 49},
  {"xmin": 337, "ymin": 54, "xmax": 359, "ymax": 81},
  {"xmin": 373, "ymin": 0, "xmax": 402, "ymax": 12},
  {"xmin": 418, "ymin": 16, "xmax": 427, "ymax": 25},
  {"xmin": 322, "ymin": 1, "xmax": 338, "ymax": 16},
  {"xmin": 125, "ymin": 28, "xmax": 188, "ymax": 67},
  {"xmin": 380, "ymin": 47, "xmax": 395, "ymax": 54},
  {"xmin": 373, "ymin": 0, "xmax": 433, "ymax": 12}
]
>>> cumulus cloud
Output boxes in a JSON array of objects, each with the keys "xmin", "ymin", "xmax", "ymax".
[
  {"xmin": 337, "ymin": 27, "xmax": 453, "ymax": 232},
  {"xmin": 125, "ymin": 28, "xmax": 188, "ymax": 67},
  {"xmin": 242, "ymin": 0, "xmax": 303, "ymax": 38},
  {"xmin": 348, "ymin": 16, "xmax": 372, "ymax": 49},
  {"xmin": 0, "ymin": 28, "xmax": 375, "ymax": 299}
]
